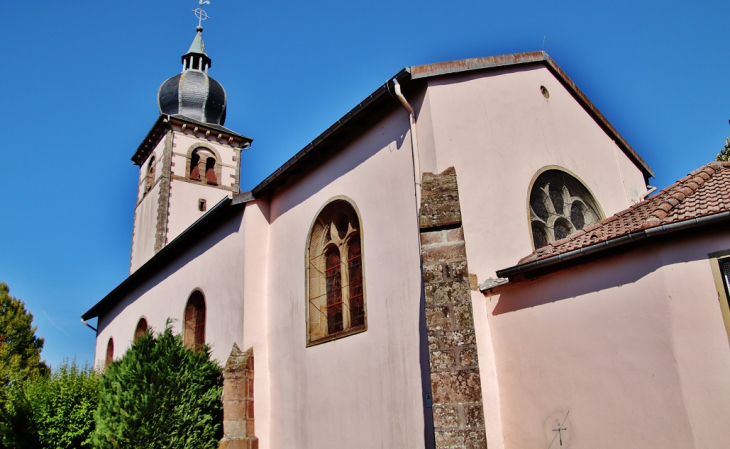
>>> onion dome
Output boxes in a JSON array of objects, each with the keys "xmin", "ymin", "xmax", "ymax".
[{"xmin": 158, "ymin": 26, "xmax": 227, "ymax": 126}]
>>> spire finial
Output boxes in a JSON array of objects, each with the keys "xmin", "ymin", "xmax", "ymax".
[
  {"xmin": 193, "ymin": 0, "xmax": 210, "ymax": 29},
  {"xmin": 183, "ymin": 0, "xmax": 212, "ymax": 72}
]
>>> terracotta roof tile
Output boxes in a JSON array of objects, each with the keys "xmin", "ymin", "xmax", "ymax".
[{"xmin": 517, "ymin": 162, "xmax": 730, "ymax": 265}]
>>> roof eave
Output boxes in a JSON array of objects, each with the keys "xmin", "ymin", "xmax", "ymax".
[
  {"xmin": 410, "ymin": 51, "xmax": 653, "ymax": 179},
  {"xmin": 496, "ymin": 211, "xmax": 730, "ymax": 280},
  {"xmin": 251, "ymin": 68, "xmax": 413, "ymax": 197},
  {"xmin": 131, "ymin": 115, "xmax": 253, "ymax": 166},
  {"xmin": 81, "ymin": 196, "xmax": 243, "ymax": 321}
]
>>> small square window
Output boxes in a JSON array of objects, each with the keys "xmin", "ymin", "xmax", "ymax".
[{"xmin": 198, "ymin": 199, "xmax": 207, "ymax": 212}]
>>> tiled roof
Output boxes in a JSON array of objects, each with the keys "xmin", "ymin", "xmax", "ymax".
[{"xmin": 518, "ymin": 161, "xmax": 730, "ymax": 265}]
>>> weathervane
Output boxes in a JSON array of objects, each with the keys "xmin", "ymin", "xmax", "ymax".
[{"xmin": 193, "ymin": 0, "xmax": 211, "ymax": 28}]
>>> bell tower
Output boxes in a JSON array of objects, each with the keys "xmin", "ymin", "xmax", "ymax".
[{"xmin": 129, "ymin": 12, "xmax": 252, "ymax": 273}]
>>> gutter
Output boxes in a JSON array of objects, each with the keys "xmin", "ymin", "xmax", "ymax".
[
  {"xmin": 251, "ymin": 68, "xmax": 412, "ymax": 197},
  {"xmin": 496, "ymin": 211, "xmax": 730, "ymax": 280},
  {"xmin": 81, "ymin": 195, "xmax": 243, "ymax": 320}
]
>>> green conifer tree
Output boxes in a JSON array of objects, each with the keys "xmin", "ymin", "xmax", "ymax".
[
  {"xmin": 0, "ymin": 282, "xmax": 49, "ymax": 396},
  {"xmin": 93, "ymin": 323, "xmax": 223, "ymax": 448},
  {"xmin": 716, "ymin": 137, "xmax": 730, "ymax": 162}
]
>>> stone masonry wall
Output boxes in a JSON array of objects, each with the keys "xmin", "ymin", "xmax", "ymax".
[
  {"xmin": 154, "ymin": 131, "xmax": 173, "ymax": 252},
  {"xmin": 420, "ymin": 167, "xmax": 487, "ymax": 449},
  {"xmin": 220, "ymin": 344, "xmax": 258, "ymax": 449}
]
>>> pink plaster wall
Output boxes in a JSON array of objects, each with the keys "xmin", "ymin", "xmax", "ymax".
[
  {"xmin": 130, "ymin": 138, "xmax": 166, "ymax": 273},
  {"xmin": 100, "ymin": 61, "xmax": 666, "ymax": 449},
  {"xmin": 418, "ymin": 65, "xmax": 649, "ymax": 281},
  {"xmin": 130, "ymin": 130, "xmax": 241, "ymax": 272},
  {"xmin": 239, "ymin": 199, "xmax": 273, "ymax": 448},
  {"xmin": 262, "ymin": 107, "xmax": 429, "ymax": 449},
  {"xmin": 485, "ymin": 232, "xmax": 730, "ymax": 448},
  {"xmin": 96, "ymin": 209, "xmax": 246, "ymax": 366}
]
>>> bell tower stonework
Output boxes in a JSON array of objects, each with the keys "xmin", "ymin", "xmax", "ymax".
[{"xmin": 128, "ymin": 26, "xmax": 252, "ymax": 273}]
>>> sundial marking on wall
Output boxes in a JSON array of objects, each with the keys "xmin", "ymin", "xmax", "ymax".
[{"xmin": 544, "ymin": 409, "xmax": 573, "ymax": 448}]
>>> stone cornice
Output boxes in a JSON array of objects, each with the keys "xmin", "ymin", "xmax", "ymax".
[{"xmin": 131, "ymin": 115, "xmax": 252, "ymax": 166}]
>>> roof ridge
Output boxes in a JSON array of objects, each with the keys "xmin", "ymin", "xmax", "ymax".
[{"xmin": 644, "ymin": 162, "xmax": 722, "ymax": 225}]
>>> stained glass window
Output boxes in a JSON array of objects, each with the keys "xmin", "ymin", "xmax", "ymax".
[
  {"xmin": 105, "ymin": 338, "xmax": 114, "ymax": 368},
  {"xmin": 184, "ymin": 291, "xmax": 206, "ymax": 348},
  {"xmin": 530, "ymin": 170, "xmax": 601, "ymax": 249},
  {"xmin": 134, "ymin": 318, "xmax": 148, "ymax": 342},
  {"xmin": 307, "ymin": 200, "xmax": 367, "ymax": 345}
]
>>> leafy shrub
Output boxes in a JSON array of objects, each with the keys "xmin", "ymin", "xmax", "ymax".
[
  {"xmin": 0, "ymin": 360, "xmax": 100, "ymax": 448},
  {"xmin": 93, "ymin": 324, "xmax": 223, "ymax": 448}
]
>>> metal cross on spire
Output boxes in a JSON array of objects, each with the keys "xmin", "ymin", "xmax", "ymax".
[{"xmin": 193, "ymin": 0, "xmax": 211, "ymax": 28}]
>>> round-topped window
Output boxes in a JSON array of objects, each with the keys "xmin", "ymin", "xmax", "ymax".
[{"xmin": 529, "ymin": 170, "xmax": 601, "ymax": 249}]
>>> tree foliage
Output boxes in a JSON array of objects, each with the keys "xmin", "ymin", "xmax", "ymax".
[
  {"xmin": 0, "ymin": 360, "xmax": 100, "ymax": 448},
  {"xmin": 716, "ymin": 137, "xmax": 730, "ymax": 162},
  {"xmin": 0, "ymin": 282, "xmax": 49, "ymax": 397},
  {"xmin": 93, "ymin": 324, "xmax": 223, "ymax": 448}
]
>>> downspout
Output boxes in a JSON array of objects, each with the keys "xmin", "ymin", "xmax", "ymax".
[
  {"xmin": 392, "ymin": 78, "xmax": 422, "ymax": 208},
  {"xmin": 641, "ymin": 186, "xmax": 657, "ymax": 200}
]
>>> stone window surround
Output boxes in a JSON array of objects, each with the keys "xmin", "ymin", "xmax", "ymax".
[
  {"xmin": 144, "ymin": 156, "xmax": 156, "ymax": 195},
  {"xmin": 184, "ymin": 142, "xmax": 223, "ymax": 186},
  {"xmin": 527, "ymin": 166, "xmax": 604, "ymax": 249},
  {"xmin": 305, "ymin": 196, "xmax": 368, "ymax": 347},
  {"xmin": 139, "ymin": 153, "xmax": 163, "ymax": 199},
  {"xmin": 709, "ymin": 249, "xmax": 730, "ymax": 346}
]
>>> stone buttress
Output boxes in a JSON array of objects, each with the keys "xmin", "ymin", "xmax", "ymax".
[{"xmin": 420, "ymin": 167, "xmax": 487, "ymax": 448}]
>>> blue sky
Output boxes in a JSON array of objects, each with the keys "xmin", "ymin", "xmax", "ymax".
[{"xmin": 1, "ymin": 0, "xmax": 727, "ymax": 368}]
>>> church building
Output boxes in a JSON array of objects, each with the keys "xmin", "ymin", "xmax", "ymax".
[{"xmin": 82, "ymin": 21, "xmax": 730, "ymax": 449}]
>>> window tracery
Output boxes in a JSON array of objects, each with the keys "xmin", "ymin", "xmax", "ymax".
[
  {"xmin": 530, "ymin": 170, "xmax": 601, "ymax": 249},
  {"xmin": 307, "ymin": 200, "xmax": 366, "ymax": 345}
]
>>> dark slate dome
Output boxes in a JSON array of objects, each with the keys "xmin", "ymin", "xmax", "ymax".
[{"xmin": 157, "ymin": 26, "xmax": 227, "ymax": 126}]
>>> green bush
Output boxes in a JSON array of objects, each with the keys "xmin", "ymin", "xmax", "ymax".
[
  {"xmin": 0, "ymin": 360, "xmax": 100, "ymax": 449},
  {"xmin": 93, "ymin": 324, "xmax": 223, "ymax": 448}
]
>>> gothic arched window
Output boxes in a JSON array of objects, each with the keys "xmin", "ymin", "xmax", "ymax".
[
  {"xmin": 529, "ymin": 170, "xmax": 602, "ymax": 249},
  {"xmin": 184, "ymin": 290, "xmax": 206, "ymax": 347},
  {"xmin": 307, "ymin": 199, "xmax": 367, "ymax": 345},
  {"xmin": 144, "ymin": 156, "xmax": 156, "ymax": 194},
  {"xmin": 134, "ymin": 317, "xmax": 148, "ymax": 342},
  {"xmin": 105, "ymin": 338, "xmax": 114, "ymax": 368}
]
